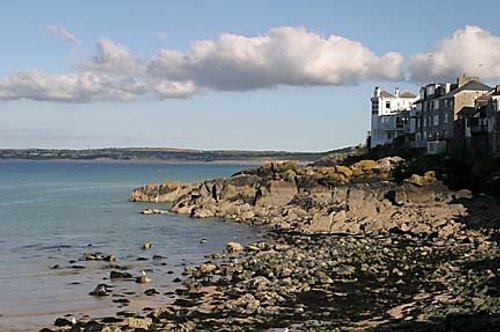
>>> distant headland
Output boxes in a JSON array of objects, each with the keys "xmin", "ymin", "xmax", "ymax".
[{"xmin": 0, "ymin": 146, "xmax": 363, "ymax": 163}]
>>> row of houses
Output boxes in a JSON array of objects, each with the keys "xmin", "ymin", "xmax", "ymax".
[{"xmin": 370, "ymin": 74, "xmax": 500, "ymax": 158}]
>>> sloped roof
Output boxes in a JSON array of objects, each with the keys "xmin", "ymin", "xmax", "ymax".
[
  {"xmin": 380, "ymin": 90, "xmax": 395, "ymax": 98},
  {"xmin": 400, "ymin": 91, "xmax": 417, "ymax": 98},
  {"xmin": 445, "ymin": 80, "xmax": 491, "ymax": 97}
]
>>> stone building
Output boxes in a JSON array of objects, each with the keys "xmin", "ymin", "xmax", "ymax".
[
  {"xmin": 410, "ymin": 75, "xmax": 490, "ymax": 154},
  {"xmin": 461, "ymin": 85, "xmax": 500, "ymax": 158}
]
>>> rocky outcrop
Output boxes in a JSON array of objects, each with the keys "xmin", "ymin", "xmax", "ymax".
[
  {"xmin": 130, "ymin": 157, "xmax": 484, "ymax": 239},
  {"xmin": 130, "ymin": 181, "xmax": 196, "ymax": 203}
]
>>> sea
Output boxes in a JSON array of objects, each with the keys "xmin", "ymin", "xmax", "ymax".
[{"xmin": 0, "ymin": 160, "xmax": 263, "ymax": 331}]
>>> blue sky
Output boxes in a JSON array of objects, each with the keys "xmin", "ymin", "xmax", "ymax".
[{"xmin": 1, "ymin": 0, "xmax": 500, "ymax": 151}]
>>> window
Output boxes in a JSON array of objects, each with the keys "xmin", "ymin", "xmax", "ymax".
[
  {"xmin": 427, "ymin": 85, "xmax": 435, "ymax": 95},
  {"xmin": 372, "ymin": 101, "xmax": 379, "ymax": 114},
  {"xmin": 433, "ymin": 115, "xmax": 439, "ymax": 126},
  {"xmin": 386, "ymin": 101, "xmax": 391, "ymax": 109},
  {"xmin": 444, "ymin": 113, "xmax": 449, "ymax": 124},
  {"xmin": 433, "ymin": 100, "xmax": 439, "ymax": 110}
]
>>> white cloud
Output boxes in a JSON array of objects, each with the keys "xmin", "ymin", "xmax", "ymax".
[
  {"xmin": 410, "ymin": 26, "xmax": 500, "ymax": 82},
  {"xmin": 152, "ymin": 80, "xmax": 197, "ymax": 99},
  {"xmin": 0, "ymin": 26, "xmax": 404, "ymax": 102},
  {"xmin": 80, "ymin": 39, "xmax": 144, "ymax": 75},
  {"xmin": 0, "ymin": 69, "xmax": 145, "ymax": 102},
  {"xmin": 47, "ymin": 25, "xmax": 81, "ymax": 45},
  {"xmin": 148, "ymin": 26, "xmax": 404, "ymax": 90}
]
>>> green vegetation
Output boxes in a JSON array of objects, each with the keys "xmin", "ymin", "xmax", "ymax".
[{"xmin": 0, "ymin": 147, "xmax": 335, "ymax": 162}]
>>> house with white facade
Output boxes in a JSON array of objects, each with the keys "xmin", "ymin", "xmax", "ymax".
[
  {"xmin": 369, "ymin": 75, "xmax": 498, "ymax": 157},
  {"xmin": 370, "ymin": 87, "xmax": 417, "ymax": 148}
]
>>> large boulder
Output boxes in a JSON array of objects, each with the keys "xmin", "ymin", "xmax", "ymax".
[
  {"xmin": 130, "ymin": 181, "xmax": 195, "ymax": 203},
  {"xmin": 255, "ymin": 180, "xmax": 297, "ymax": 207},
  {"xmin": 226, "ymin": 241, "xmax": 244, "ymax": 253}
]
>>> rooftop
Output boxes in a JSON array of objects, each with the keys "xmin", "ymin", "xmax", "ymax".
[{"xmin": 444, "ymin": 80, "xmax": 491, "ymax": 97}]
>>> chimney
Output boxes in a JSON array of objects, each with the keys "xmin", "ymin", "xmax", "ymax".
[
  {"xmin": 374, "ymin": 86, "xmax": 380, "ymax": 97},
  {"xmin": 457, "ymin": 73, "xmax": 480, "ymax": 87},
  {"xmin": 445, "ymin": 83, "xmax": 451, "ymax": 93},
  {"xmin": 395, "ymin": 87, "xmax": 400, "ymax": 97}
]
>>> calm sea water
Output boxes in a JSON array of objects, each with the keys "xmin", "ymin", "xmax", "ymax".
[{"xmin": 0, "ymin": 160, "xmax": 262, "ymax": 331}]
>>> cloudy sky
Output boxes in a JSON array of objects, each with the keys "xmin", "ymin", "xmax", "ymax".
[{"xmin": 1, "ymin": 0, "xmax": 500, "ymax": 151}]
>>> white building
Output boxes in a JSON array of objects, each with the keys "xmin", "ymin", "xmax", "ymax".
[{"xmin": 370, "ymin": 87, "xmax": 417, "ymax": 148}]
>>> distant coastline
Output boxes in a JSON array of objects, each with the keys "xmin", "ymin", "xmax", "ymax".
[{"xmin": 0, "ymin": 147, "xmax": 342, "ymax": 163}]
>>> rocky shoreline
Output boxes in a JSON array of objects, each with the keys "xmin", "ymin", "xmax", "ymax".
[{"xmin": 43, "ymin": 157, "xmax": 500, "ymax": 331}]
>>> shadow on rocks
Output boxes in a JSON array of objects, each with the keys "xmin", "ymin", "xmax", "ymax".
[{"xmin": 368, "ymin": 312, "xmax": 500, "ymax": 331}]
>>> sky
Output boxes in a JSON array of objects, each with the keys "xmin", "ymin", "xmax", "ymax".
[{"xmin": 1, "ymin": 0, "xmax": 500, "ymax": 152}]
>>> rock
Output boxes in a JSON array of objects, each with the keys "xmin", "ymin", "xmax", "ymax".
[
  {"xmin": 142, "ymin": 242, "xmax": 152, "ymax": 250},
  {"xmin": 141, "ymin": 208, "xmax": 168, "ymax": 215},
  {"xmin": 84, "ymin": 252, "xmax": 103, "ymax": 261},
  {"xmin": 54, "ymin": 317, "xmax": 72, "ymax": 327},
  {"xmin": 240, "ymin": 209, "xmax": 256, "ymax": 220},
  {"xmin": 335, "ymin": 165, "xmax": 353, "ymax": 178},
  {"xmin": 136, "ymin": 272, "xmax": 152, "ymax": 283},
  {"xmin": 413, "ymin": 223, "xmax": 431, "ymax": 235},
  {"xmin": 323, "ymin": 172, "xmax": 348, "ymax": 184},
  {"xmin": 126, "ymin": 317, "xmax": 152, "ymax": 329},
  {"xmin": 144, "ymin": 288, "xmax": 159, "ymax": 296},
  {"xmin": 438, "ymin": 224, "xmax": 456, "ymax": 238},
  {"xmin": 191, "ymin": 207, "xmax": 215, "ymax": 218},
  {"xmin": 256, "ymin": 180, "xmax": 297, "ymax": 207},
  {"xmin": 226, "ymin": 241, "xmax": 244, "ymax": 253},
  {"xmin": 352, "ymin": 159, "xmax": 377, "ymax": 171},
  {"xmin": 103, "ymin": 254, "xmax": 116, "ymax": 262},
  {"xmin": 110, "ymin": 271, "xmax": 132, "ymax": 279},
  {"xmin": 89, "ymin": 284, "xmax": 111, "ymax": 297},
  {"xmin": 309, "ymin": 213, "xmax": 333, "ymax": 233},
  {"xmin": 406, "ymin": 171, "xmax": 437, "ymax": 187},
  {"xmin": 113, "ymin": 298, "xmax": 130, "ymax": 305},
  {"xmin": 198, "ymin": 263, "xmax": 217, "ymax": 274},
  {"xmin": 225, "ymin": 293, "xmax": 261, "ymax": 313},
  {"xmin": 130, "ymin": 181, "xmax": 195, "ymax": 203},
  {"xmin": 82, "ymin": 320, "xmax": 104, "ymax": 331}
]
